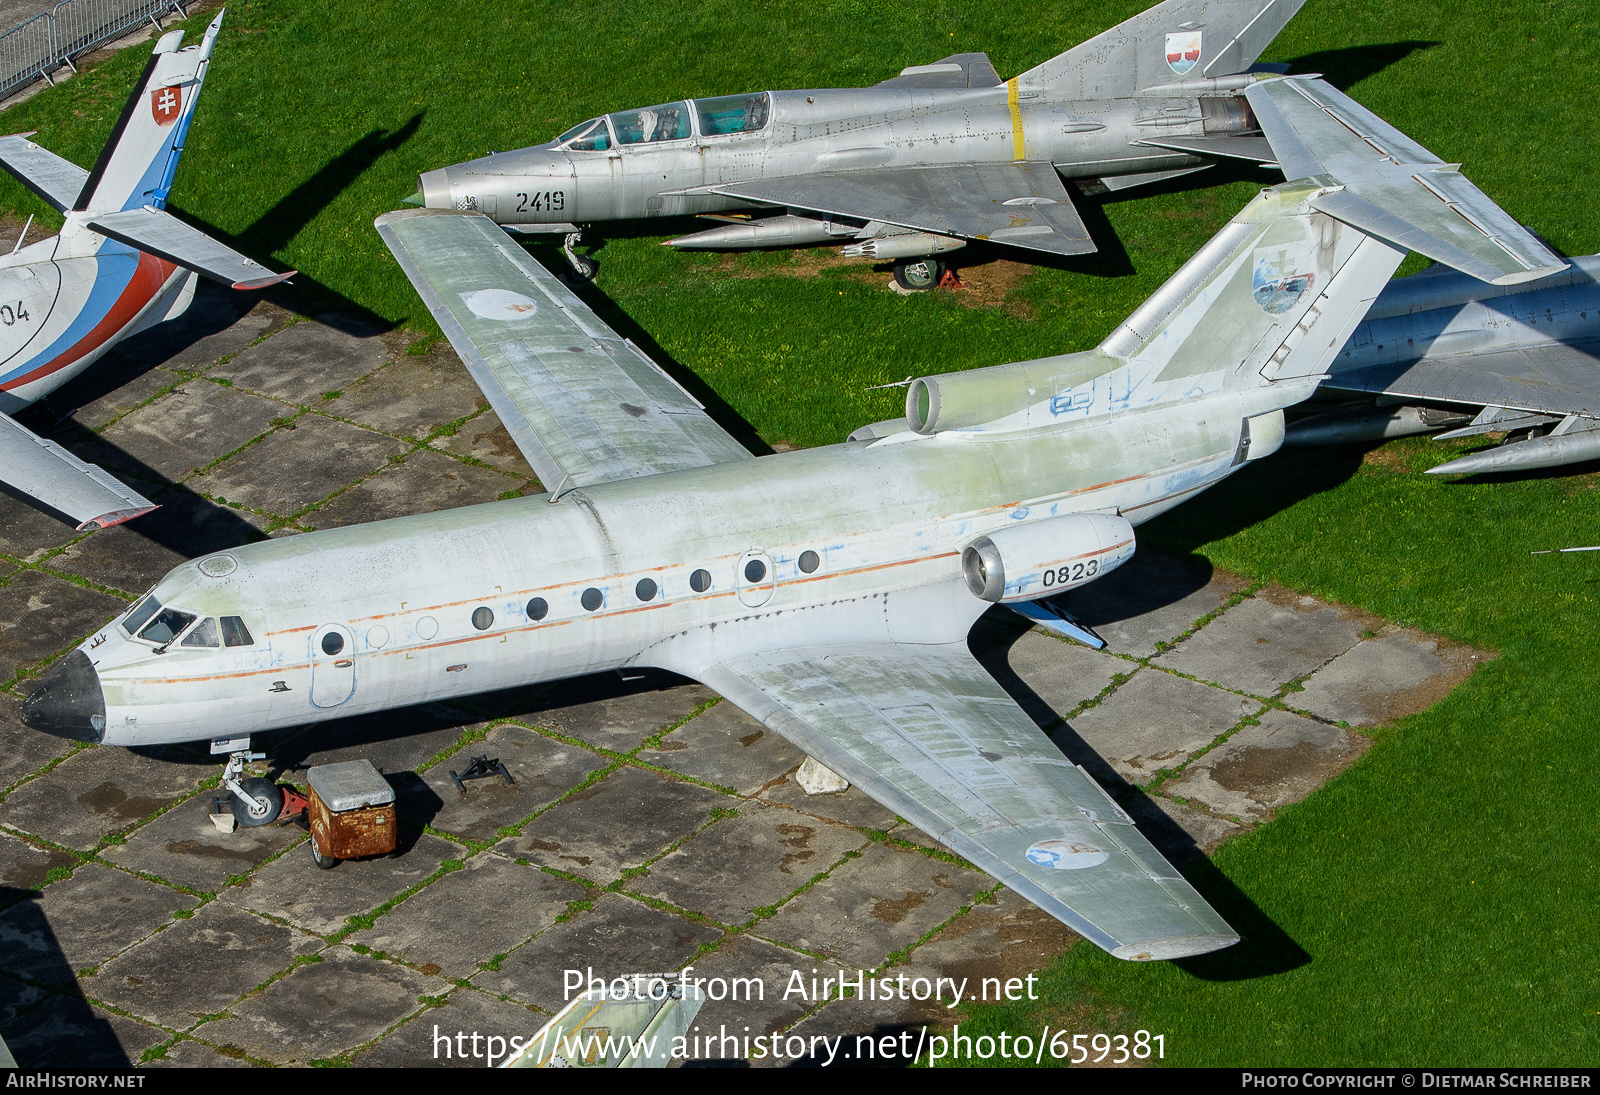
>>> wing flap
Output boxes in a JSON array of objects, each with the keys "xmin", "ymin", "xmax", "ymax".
[
  {"xmin": 0, "ymin": 134, "xmax": 89, "ymax": 213},
  {"xmin": 87, "ymin": 207, "xmax": 293, "ymax": 289},
  {"xmin": 707, "ymin": 164, "xmax": 1095, "ymax": 257},
  {"xmin": 1324, "ymin": 339, "xmax": 1600, "ymax": 419},
  {"xmin": 376, "ymin": 209, "xmax": 752, "ymax": 489},
  {"xmin": 0, "ymin": 412, "xmax": 156, "ymax": 529},
  {"xmin": 1246, "ymin": 77, "xmax": 1566, "ymax": 285},
  {"xmin": 700, "ymin": 641, "xmax": 1237, "ymax": 960}
]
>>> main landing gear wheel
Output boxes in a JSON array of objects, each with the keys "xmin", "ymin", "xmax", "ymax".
[
  {"xmin": 230, "ymin": 777, "xmax": 283, "ymax": 827},
  {"xmin": 893, "ymin": 257, "xmax": 944, "ymax": 291},
  {"xmin": 309, "ymin": 832, "xmax": 338, "ymax": 870},
  {"xmin": 561, "ymin": 231, "xmax": 597, "ymax": 283}
]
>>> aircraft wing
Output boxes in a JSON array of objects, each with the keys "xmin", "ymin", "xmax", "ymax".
[
  {"xmin": 87, "ymin": 207, "xmax": 293, "ymax": 290},
  {"xmin": 0, "ymin": 412, "xmax": 156, "ymax": 529},
  {"xmin": 704, "ymin": 163, "xmax": 1096, "ymax": 257},
  {"xmin": 1324, "ymin": 339, "xmax": 1600, "ymax": 419},
  {"xmin": 1246, "ymin": 77, "xmax": 1567, "ymax": 286},
  {"xmin": 875, "ymin": 52, "xmax": 1003, "ymax": 90},
  {"xmin": 376, "ymin": 208, "xmax": 754, "ymax": 491},
  {"xmin": 698, "ymin": 641, "xmax": 1238, "ymax": 960},
  {"xmin": 0, "ymin": 134, "xmax": 89, "ymax": 212}
]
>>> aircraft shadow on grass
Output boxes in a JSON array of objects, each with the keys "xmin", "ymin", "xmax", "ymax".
[{"xmin": 1283, "ymin": 41, "xmax": 1440, "ymax": 92}]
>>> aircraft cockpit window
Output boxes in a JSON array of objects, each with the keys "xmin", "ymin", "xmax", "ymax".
[
  {"xmin": 139, "ymin": 607, "xmax": 197, "ymax": 645},
  {"xmin": 558, "ymin": 117, "xmax": 611, "ymax": 151},
  {"xmin": 695, "ymin": 93, "xmax": 770, "ymax": 136},
  {"xmin": 121, "ymin": 594, "xmax": 162, "ymax": 636},
  {"xmin": 181, "ymin": 617, "xmax": 220, "ymax": 648},
  {"xmin": 610, "ymin": 102, "xmax": 691, "ymax": 145},
  {"xmin": 220, "ymin": 616, "xmax": 254, "ymax": 647}
]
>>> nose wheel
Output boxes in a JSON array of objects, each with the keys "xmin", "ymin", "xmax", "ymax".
[
  {"xmin": 220, "ymin": 745, "xmax": 283, "ymax": 827},
  {"xmin": 561, "ymin": 231, "xmax": 597, "ymax": 282}
]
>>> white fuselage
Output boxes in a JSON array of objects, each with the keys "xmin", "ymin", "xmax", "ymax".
[
  {"xmin": 0, "ymin": 217, "xmax": 195, "ymax": 414},
  {"xmin": 82, "ymin": 394, "xmax": 1261, "ymax": 748}
]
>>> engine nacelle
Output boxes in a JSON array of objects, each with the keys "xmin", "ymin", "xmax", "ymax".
[{"xmin": 962, "ymin": 513, "xmax": 1135, "ymax": 603}]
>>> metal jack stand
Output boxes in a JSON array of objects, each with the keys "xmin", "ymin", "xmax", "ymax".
[{"xmin": 449, "ymin": 754, "xmax": 514, "ymax": 794}]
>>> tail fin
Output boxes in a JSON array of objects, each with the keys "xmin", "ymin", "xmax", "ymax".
[
  {"xmin": 1016, "ymin": 0, "xmax": 1308, "ymax": 99},
  {"xmin": 73, "ymin": 9, "xmax": 223, "ymax": 215},
  {"xmin": 906, "ymin": 79, "xmax": 1562, "ymax": 433}
]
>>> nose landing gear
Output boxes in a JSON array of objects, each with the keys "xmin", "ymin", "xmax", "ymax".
[
  {"xmin": 216, "ymin": 738, "xmax": 283, "ymax": 826},
  {"xmin": 561, "ymin": 231, "xmax": 597, "ymax": 283}
]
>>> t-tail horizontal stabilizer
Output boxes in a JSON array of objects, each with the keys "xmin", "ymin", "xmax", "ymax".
[
  {"xmin": 1246, "ymin": 77, "xmax": 1567, "ymax": 286},
  {"xmin": 86, "ymin": 206, "xmax": 294, "ymax": 290},
  {"xmin": 0, "ymin": 413, "xmax": 156, "ymax": 530}
]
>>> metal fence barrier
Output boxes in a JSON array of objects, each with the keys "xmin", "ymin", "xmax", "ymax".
[{"xmin": 0, "ymin": 0, "xmax": 186, "ymax": 103}]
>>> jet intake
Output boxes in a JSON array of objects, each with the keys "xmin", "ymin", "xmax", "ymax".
[
  {"xmin": 665, "ymin": 215, "xmax": 847, "ymax": 249},
  {"xmin": 963, "ymin": 513, "xmax": 1135, "ymax": 604},
  {"xmin": 841, "ymin": 232, "xmax": 965, "ymax": 261},
  {"xmin": 905, "ymin": 355, "xmax": 1100, "ymax": 434}
]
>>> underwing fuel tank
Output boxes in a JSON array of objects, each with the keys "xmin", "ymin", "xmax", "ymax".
[
  {"xmin": 1285, "ymin": 405, "xmax": 1470, "ymax": 446},
  {"xmin": 963, "ymin": 514, "xmax": 1136, "ymax": 603},
  {"xmin": 665, "ymin": 215, "xmax": 846, "ymax": 249},
  {"xmin": 1427, "ymin": 429, "xmax": 1600, "ymax": 476}
]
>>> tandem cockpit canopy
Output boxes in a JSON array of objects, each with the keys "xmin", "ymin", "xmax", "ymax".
[
  {"xmin": 553, "ymin": 93, "xmax": 771, "ymax": 151},
  {"xmin": 119, "ymin": 593, "xmax": 255, "ymax": 649}
]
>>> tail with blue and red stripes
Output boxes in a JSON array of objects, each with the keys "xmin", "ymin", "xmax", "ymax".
[{"xmin": 73, "ymin": 9, "xmax": 222, "ymax": 215}]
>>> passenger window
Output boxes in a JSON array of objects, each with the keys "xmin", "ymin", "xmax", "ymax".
[
  {"xmin": 559, "ymin": 117, "xmax": 611, "ymax": 151},
  {"xmin": 220, "ymin": 616, "xmax": 254, "ymax": 647},
  {"xmin": 139, "ymin": 608, "xmax": 196, "ymax": 645},
  {"xmin": 181, "ymin": 617, "xmax": 220, "ymax": 648},
  {"xmin": 122, "ymin": 594, "xmax": 161, "ymax": 636},
  {"xmin": 610, "ymin": 102, "xmax": 691, "ymax": 145},
  {"xmin": 695, "ymin": 93, "xmax": 770, "ymax": 136}
]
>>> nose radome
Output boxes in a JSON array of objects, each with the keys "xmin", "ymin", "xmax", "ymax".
[{"xmin": 21, "ymin": 650, "xmax": 105, "ymax": 743}]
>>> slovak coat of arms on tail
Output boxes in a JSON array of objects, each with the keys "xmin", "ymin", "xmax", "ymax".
[
  {"xmin": 150, "ymin": 85, "xmax": 182, "ymax": 126},
  {"xmin": 1165, "ymin": 31, "xmax": 1202, "ymax": 75}
]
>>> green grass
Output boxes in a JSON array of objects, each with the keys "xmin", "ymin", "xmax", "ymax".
[{"xmin": 4, "ymin": 0, "xmax": 1597, "ymax": 1067}]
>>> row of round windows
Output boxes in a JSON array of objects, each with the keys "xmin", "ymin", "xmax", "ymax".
[{"xmin": 464, "ymin": 550, "xmax": 823, "ymax": 634}]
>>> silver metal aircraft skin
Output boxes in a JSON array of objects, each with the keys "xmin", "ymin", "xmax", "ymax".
[
  {"xmin": 1287, "ymin": 253, "xmax": 1600, "ymax": 475},
  {"xmin": 22, "ymin": 78, "xmax": 1562, "ymax": 963},
  {"xmin": 0, "ymin": 10, "xmax": 290, "ymax": 530},
  {"xmin": 413, "ymin": 0, "xmax": 1308, "ymax": 286}
]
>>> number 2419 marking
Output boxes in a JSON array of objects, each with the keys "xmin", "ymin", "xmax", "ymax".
[{"xmin": 516, "ymin": 191, "xmax": 565, "ymax": 212}]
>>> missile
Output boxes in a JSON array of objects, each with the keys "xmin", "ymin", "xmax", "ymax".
[
  {"xmin": 1427, "ymin": 427, "xmax": 1600, "ymax": 475},
  {"xmin": 1284, "ymin": 405, "xmax": 1469, "ymax": 446},
  {"xmin": 664, "ymin": 215, "xmax": 846, "ymax": 249}
]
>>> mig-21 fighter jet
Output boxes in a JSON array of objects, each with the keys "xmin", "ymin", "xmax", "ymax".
[
  {"xmin": 411, "ymin": 0, "xmax": 1308, "ymax": 288},
  {"xmin": 23, "ymin": 77, "xmax": 1561, "ymax": 961},
  {"xmin": 0, "ymin": 10, "xmax": 291, "ymax": 530}
]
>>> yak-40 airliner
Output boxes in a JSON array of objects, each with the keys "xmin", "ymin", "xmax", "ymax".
[
  {"xmin": 0, "ymin": 10, "xmax": 290, "ymax": 530},
  {"xmin": 23, "ymin": 78, "xmax": 1561, "ymax": 961}
]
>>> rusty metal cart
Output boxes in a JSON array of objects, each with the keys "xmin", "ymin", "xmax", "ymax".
[{"xmin": 306, "ymin": 760, "xmax": 396, "ymax": 869}]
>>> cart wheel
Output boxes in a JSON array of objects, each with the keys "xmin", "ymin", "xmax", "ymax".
[
  {"xmin": 310, "ymin": 832, "xmax": 338, "ymax": 870},
  {"xmin": 231, "ymin": 777, "xmax": 283, "ymax": 827}
]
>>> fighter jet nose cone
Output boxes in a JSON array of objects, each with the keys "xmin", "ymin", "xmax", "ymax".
[
  {"xmin": 402, "ymin": 190, "xmax": 426, "ymax": 208},
  {"xmin": 22, "ymin": 650, "xmax": 106, "ymax": 742}
]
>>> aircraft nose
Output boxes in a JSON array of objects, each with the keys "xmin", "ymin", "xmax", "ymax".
[
  {"xmin": 21, "ymin": 650, "xmax": 106, "ymax": 743},
  {"xmin": 417, "ymin": 167, "xmax": 452, "ymax": 209}
]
